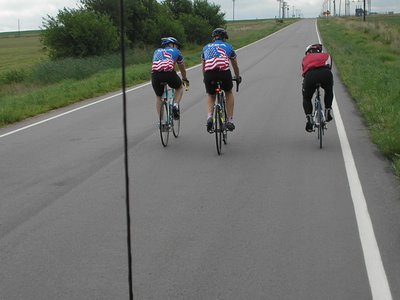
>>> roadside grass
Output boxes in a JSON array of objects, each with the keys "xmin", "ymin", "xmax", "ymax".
[
  {"xmin": 0, "ymin": 18, "xmax": 297, "ymax": 127},
  {"xmin": 318, "ymin": 15, "xmax": 400, "ymax": 176}
]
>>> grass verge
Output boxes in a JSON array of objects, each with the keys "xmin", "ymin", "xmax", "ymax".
[{"xmin": 318, "ymin": 16, "xmax": 400, "ymax": 177}]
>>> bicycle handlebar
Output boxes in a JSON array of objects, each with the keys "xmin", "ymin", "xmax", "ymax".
[
  {"xmin": 233, "ymin": 77, "xmax": 241, "ymax": 92},
  {"xmin": 182, "ymin": 78, "xmax": 190, "ymax": 91}
]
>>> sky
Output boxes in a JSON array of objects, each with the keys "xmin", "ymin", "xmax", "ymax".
[{"xmin": 0, "ymin": 0, "xmax": 399, "ymax": 32}]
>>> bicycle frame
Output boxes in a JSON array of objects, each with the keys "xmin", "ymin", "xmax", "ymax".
[
  {"xmin": 313, "ymin": 84, "xmax": 326, "ymax": 149},
  {"xmin": 208, "ymin": 78, "xmax": 240, "ymax": 155},
  {"xmin": 159, "ymin": 84, "xmax": 179, "ymax": 147},
  {"xmin": 213, "ymin": 82, "xmax": 228, "ymax": 155}
]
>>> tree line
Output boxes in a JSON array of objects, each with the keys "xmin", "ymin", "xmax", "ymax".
[{"xmin": 41, "ymin": 0, "xmax": 226, "ymax": 59}]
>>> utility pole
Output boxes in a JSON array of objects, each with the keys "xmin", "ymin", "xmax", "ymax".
[
  {"xmin": 333, "ymin": 0, "xmax": 336, "ymax": 16},
  {"xmin": 282, "ymin": 1, "xmax": 287, "ymax": 18},
  {"xmin": 232, "ymin": 0, "xmax": 235, "ymax": 23},
  {"xmin": 277, "ymin": 0, "xmax": 282, "ymax": 19},
  {"xmin": 363, "ymin": 0, "xmax": 366, "ymax": 21}
]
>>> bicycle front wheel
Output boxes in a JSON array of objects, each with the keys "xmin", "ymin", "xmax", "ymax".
[
  {"xmin": 214, "ymin": 105, "xmax": 223, "ymax": 155},
  {"xmin": 159, "ymin": 101, "xmax": 169, "ymax": 147}
]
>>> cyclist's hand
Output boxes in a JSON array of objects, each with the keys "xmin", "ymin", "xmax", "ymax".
[
  {"xmin": 235, "ymin": 76, "xmax": 242, "ymax": 84},
  {"xmin": 182, "ymin": 78, "xmax": 190, "ymax": 90}
]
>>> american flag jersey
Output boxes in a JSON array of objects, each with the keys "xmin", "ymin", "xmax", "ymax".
[
  {"xmin": 152, "ymin": 47, "xmax": 184, "ymax": 72},
  {"xmin": 202, "ymin": 40, "xmax": 236, "ymax": 72}
]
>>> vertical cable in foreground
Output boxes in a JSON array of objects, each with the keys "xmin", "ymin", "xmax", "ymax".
[{"xmin": 119, "ymin": 0, "xmax": 134, "ymax": 299}]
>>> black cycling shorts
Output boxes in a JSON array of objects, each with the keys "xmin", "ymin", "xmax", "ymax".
[
  {"xmin": 151, "ymin": 71, "xmax": 182, "ymax": 97},
  {"xmin": 203, "ymin": 70, "xmax": 233, "ymax": 95}
]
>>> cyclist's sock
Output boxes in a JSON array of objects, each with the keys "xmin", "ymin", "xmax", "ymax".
[
  {"xmin": 228, "ymin": 116, "xmax": 234, "ymax": 123},
  {"xmin": 207, "ymin": 113, "xmax": 212, "ymax": 119}
]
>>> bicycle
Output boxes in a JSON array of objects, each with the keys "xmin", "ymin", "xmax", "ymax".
[
  {"xmin": 210, "ymin": 79, "xmax": 240, "ymax": 155},
  {"xmin": 159, "ymin": 83, "xmax": 180, "ymax": 147},
  {"xmin": 312, "ymin": 83, "xmax": 326, "ymax": 149}
]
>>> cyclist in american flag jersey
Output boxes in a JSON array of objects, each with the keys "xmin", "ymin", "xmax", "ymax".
[
  {"xmin": 202, "ymin": 28, "xmax": 241, "ymax": 133},
  {"xmin": 151, "ymin": 37, "xmax": 189, "ymax": 121}
]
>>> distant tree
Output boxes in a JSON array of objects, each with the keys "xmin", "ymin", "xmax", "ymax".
[
  {"xmin": 179, "ymin": 13, "xmax": 212, "ymax": 44},
  {"xmin": 41, "ymin": 8, "xmax": 119, "ymax": 58},
  {"xmin": 80, "ymin": 0, "xmax": 120, "ymax": 23},
  {"xmin": 193, "ymin": 0, "xmax": 225, "ymax": 29},
  {"xmin": 163, "ymin": 0, "xmax": 193, "ymax": 17},
  {"xmin": 80, "ymin": 0, "xmax": 225, "ymax": 47},
  {"xmin": 153, "ymin": 13, "xmax": 186, "ymax": 45},
  {"xmin": 128, "ymin": 0, "xmax": 164, "ymax": 44},
  {"xmin": 80, "ymin": 0, "xmax": 134, "ymax": 42}
]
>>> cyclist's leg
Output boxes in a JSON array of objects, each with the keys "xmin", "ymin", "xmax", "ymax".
[
  {"xmin": 320, "ymin": 69, "xmax": 334, "ymax": 122},
  {"xmin": 225, "ymin": 90, "xmax": 234, "ymax": 119},
  {"xmin": 302, "ymin": 72, "xmax": 317, "ymax": 132},
  {"xmin": 207, "ymin": 94, "xmax": 216, "ymax": 115},
  {"xmin": 302, "ymin": 74, "xmax": 316, "ymax": 115},
  {"xmin": 167, "ymin": 72, "xmax": 183, "ymax": 119},
  {"xmin": 204, "ymin": 71, "xmax": 217, "ymax": 131},
  {"xmin": 221, "ymin": 71, "xmax": 234, "ymax": 118},
  {"xmin": 151, "ymin": 72, "xmax": 165, "ymax": 118},
  {"xmin": 221, "ymin": 71, "xmax": 235, "ymax": 130},
  {"xmin": 168, "ymin": 71, "xmax": 184, "ymax": 105},
  {"xmin": 320, "ymin": 69, "xmax": 334, "ymax": 108}
]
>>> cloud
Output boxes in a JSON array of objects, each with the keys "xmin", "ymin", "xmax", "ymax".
[
  {"xmin": 215, "ymin": 0, "xmax": 399, "ymax": 20},
  {"xmin": 0, "ymin": 0, "xmax": 398, "ymax": 32},
  {"xmin": 0, "ymin": 0, "xmax": 79, "ymax": 32}
]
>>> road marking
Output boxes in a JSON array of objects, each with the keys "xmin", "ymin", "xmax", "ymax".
[
  {"xmin": 316, "ymin": 20, "xmax": 392, "ymax": 300},
  {"xmin": 0, "ymin": 82, "xmax": 151, "ymax": 139},
  {"xmin": 332, "ymin": 99, "xmax": 393, "ymax": 300}
]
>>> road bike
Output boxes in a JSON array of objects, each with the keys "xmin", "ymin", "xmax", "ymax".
[
  {"xmin": 209, "ymin": 79, "xmax": 240, "ymax": 155},
  {"xmin": 312, "ymin": 83, "xmax": 326, "ymax": 149},
  {"xmin": 159, "ymin": 83, "xmax": 180, "ymax": 147}
]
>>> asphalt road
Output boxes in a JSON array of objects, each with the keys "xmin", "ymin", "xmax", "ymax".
[{"xmin": 1, "ymin": 19, "xmax": 400, "ymax": 299}]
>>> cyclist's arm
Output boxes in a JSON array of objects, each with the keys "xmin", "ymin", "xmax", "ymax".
[
  {"xmin": 177, "ymin": 62, "xmax": 187, "ymax": 80},
  {"xmin": 201, "ymin": 60, "xmax": 206, "ymax": 76},
  {"xmin": 231, "ymin": 57, "xmax": 240, "ymax": 78}
]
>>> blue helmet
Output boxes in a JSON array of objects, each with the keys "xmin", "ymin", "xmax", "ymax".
[{"xmin": 161, "ymin": 37, "xmax": 181, "ymax": 48}]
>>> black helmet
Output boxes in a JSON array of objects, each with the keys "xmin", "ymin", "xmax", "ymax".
[
  {"xmin": 212, "ymin": 28, "xmax": 228, "ymax": 40},
  {"xmin": 305, "ymin": 43, "xmax": 323, "ymax": 54},
  {"xmin": 161, "ymin": 37, "xmax": 181, "ymax": 48}
]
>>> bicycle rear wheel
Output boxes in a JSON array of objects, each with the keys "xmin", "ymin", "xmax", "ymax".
[
  {"xmin": 222, "ymin": 103, "xmax": 228, "ymax": 145},
  {"xmin": 159, "ymin": 101, "xmax": 169, "ymax": 147},
  {"xmin": 317, "ymin": 103, "xmax": 323, "ymax": 149},
  {"xmin": 214, "ymin": 105, "xmax": 223, "ymax": 155},
  {"xmin": 172, "ymin": 104, "xmax": 180, "ymax": 138}
]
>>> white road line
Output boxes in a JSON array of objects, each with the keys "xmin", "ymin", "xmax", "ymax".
[
  {"xmin": 333, "ymin": 99, "xmax": 392, "ymax": 300},
  {"xmin": 0, "ymin": 82, "xmax": 151, "ymax": 139},
  {"xmin": 316, "ymin": 20, "xmax": 392, "ymax": 299}
]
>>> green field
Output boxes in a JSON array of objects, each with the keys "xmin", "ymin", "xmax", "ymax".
[
  {"xmin": 318, "ymin": 14, "xmax": 400, "ymax": 176},
  {"xmin": 0, "ymin": 31, "xmax": 46, "ymax": 72}
]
